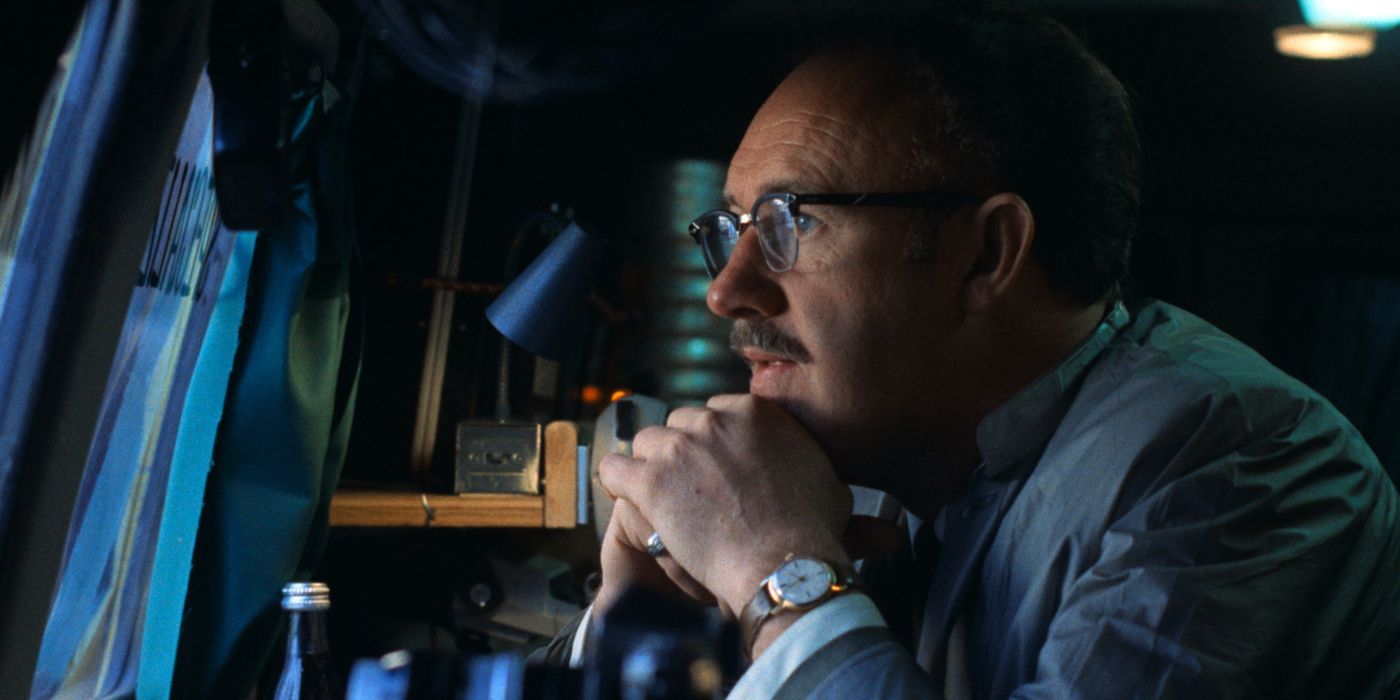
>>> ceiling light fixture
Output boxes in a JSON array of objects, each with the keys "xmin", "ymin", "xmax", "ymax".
[
  {"xmin": 1299, "ymin": 0, "xmax": 1400, "ymax": 30},
  {"xmin": 1274, "ymin": 24, "xmax": 1377, "ymax": 59}
]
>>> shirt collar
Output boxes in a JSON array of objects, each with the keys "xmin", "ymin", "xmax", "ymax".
[{"xmin": 975, "ymin": 302, "xmax": 1130, "ymax": 477}]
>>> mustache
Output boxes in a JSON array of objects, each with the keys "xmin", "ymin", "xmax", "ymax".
[{"xmin": 729, "ymin": 319, "xmax": 813, "ymax": 363}]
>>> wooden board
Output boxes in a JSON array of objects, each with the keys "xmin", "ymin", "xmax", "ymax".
[
  {"xmin": 330, "ymin": 420, "xmax": 578, "ymax": 528},
  {"xmin": 543, "ymin": 420, "xmax": 578, "ymax": 528},
  {"xmin": 329, "ymin": 490, "xmax": 545, "ymax": 528}
]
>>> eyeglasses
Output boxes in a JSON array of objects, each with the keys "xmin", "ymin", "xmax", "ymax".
[{"xmin": 687, "ymin": 191, "xmax": 975, "ymax": 278}]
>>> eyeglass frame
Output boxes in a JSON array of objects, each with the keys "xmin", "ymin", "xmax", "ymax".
[{"xmin": 687, "ymin": 191, "xmax": 978, "ymax": 278}]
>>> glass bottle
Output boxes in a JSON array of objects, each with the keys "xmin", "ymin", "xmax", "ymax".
[{"xmin": 274, "ymin": 581, "xmax": 341, "ymax": 699}]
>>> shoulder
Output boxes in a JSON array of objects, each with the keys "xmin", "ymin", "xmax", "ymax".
[
  {"xmin": 1073, "ymin": 300, "xmax": 1365, "ymax": 458},
  {"xmin": 991, "ymin": 303, "xmax": 1400, "ymax": 696},
  {"xmin": 1022, "ymin": 300, "xmax": 1388, "ymax": 532}
]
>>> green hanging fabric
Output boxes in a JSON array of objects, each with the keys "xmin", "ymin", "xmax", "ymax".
[{"xmin": 170, "ymin": 74, "xmax": 362, "ymax": 699}]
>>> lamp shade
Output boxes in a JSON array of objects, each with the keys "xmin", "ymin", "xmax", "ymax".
[{"xmin": 487, "ymin": 222, "xmax": 606, "ymax": 360}]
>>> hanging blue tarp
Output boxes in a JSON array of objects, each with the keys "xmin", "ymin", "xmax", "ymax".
[
  {"xmin": 0, "ymin": 0, "xmax": 126, "ymax": 557},
  {"xmin": 9, "ymin": 1, "xmax": 360, "ymax": 691},
  {"xmin": 29, "ymin": 71, "xmax": 257, "ymax": 699},
  {"xmin": 167, "ymin": 75, "xmax": 362, "ymax": 699}
]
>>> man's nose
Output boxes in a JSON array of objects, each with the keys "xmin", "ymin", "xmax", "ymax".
[{"xmin": 706, "ymin": 228, "xmax": 786, "ymax": 320}]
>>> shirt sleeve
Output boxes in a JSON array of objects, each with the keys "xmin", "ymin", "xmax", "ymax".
[
  {"xmin": 1015, "ymin": 393, "xmax": 1400, "ymax": 698},
  {"xmin": 730, "ymin": 593, "xmax": 937, "ymax": 699},
  {"xmin": 568, "ymin": 605, "xmax": 593, "ymax": 668}
]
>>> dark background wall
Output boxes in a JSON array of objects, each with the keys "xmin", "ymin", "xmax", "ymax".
[{"xmin": 340, "ymin": 0, "xmax": 1400, "ymax": 483}]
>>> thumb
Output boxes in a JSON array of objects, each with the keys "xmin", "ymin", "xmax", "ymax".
[{"xmin": 843, "ymin": 515, "xmax": 905, "ymax": 562}]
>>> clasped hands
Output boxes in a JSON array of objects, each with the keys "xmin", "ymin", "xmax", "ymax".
[{"xmin": 594, "ymin": 394, "xmax": 894, "ymax": 650}]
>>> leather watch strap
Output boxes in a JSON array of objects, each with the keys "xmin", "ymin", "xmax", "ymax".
[{"xmin": 739, "ymin": 559, "xmax": 862, "ymax": 659}]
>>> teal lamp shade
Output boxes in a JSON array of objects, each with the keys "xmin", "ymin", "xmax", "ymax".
[{"xmin": 487, "ymin": 222, "xmax": 606, "ymax": 360}]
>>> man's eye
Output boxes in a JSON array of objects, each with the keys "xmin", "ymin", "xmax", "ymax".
[{"xmin": 794, "ymin": 213, "xmax": 822, "ymax": 234}]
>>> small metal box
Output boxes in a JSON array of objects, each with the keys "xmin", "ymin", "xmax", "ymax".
[{"xmin": 455, "ymin": 421, "xmax": 542, "ymax": 494}]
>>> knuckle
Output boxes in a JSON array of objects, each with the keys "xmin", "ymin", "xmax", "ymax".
[
  {"xmin": 597, "ymin": 456, "xmax": 626, "ymax": 491},
  {"xmin": 666, "ymin": 406, "xmax": 697, "ymax": 428},
  {"xmin": 630, "ymin": 425, "xmax": 666, "ymax": 456},
  {"xmin": 598, "ymin": 452, "xmax": 623, "ymax": 477},
  {"xmin": 628, "ymin": 461, "xmax": 661, "ymax": 495},
  {"xmin": 692, "ymin": 408, "xmax": 720, "ymax": 434},
  {"xmin": 615, "ymin": 499, "xmax": 646, "ymax": 531},
  {"xmin": 655, "ymin": 431, "xmax": 688, "ymax": 464}
]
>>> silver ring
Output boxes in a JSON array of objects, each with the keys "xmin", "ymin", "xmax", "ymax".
[{"xmin": 645, "ymin": 531, "xmax": 667, "ymax": 557}]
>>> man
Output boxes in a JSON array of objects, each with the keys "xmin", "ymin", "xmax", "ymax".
[{"xmin": 557, "ymin": 7, "xmax": 1400, "ymax": 697}]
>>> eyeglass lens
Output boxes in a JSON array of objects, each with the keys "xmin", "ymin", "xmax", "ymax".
[
  {"xmin": 695, "ymin": 213, "xmax": 741, "ymax": 277},
  {"xmin": 754, "ymin": 195, "xmax": 798, "ymax": 273},
  {"xmin": 693, "ymin": 195, "xmax": 800, "ymax": 277}
]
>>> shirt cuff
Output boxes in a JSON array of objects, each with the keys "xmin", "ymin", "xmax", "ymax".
[
  {"xmin": 727, "ymin": 593, "xmax": 887, "ymax": 699},
  {"xmin": 569, "ymin": 605, "xmax": 594, "ymax": 668}
]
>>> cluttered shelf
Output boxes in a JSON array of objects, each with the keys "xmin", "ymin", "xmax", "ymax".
[{"xmin": 329, "ymin": 421, "xmax": 580, "ymax": 529}]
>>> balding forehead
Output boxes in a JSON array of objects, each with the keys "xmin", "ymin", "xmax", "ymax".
[
  {"xmin": 730, "ymin": 115, "xmax": 858, "ymax": 190},
  {"xmin": 741, "ymin": 110, "xmax": 869, "ymax": 163},
  {"xmin": 728, "ymin": 53, "xmax": 932, "ymax": 194}
]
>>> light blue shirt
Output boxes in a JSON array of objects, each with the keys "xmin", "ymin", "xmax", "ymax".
[{"xmin": 731, "ymin": 300, "xmax": 1400, "ymax": 698}]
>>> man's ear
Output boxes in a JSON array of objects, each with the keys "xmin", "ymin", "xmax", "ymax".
[{"xmin": 962, "ymin": 193, "xmax": 1035, "ymax": 316}]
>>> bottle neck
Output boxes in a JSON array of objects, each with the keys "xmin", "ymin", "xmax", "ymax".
[{"xmin": 285, "ymin": 609, "xmax": 331, "ymax": 657}]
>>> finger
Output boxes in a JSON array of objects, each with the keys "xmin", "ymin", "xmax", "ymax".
[
  {"xmin": 595, "ymin": 504, "xmax": 676, "ymax": 614},
  {"xmin": 704, "ymin": 393, "xmax": 750, "ymax": 411},
  {"xmin": 658, "ymin": 559, "xmax": 717, "ymax": 606},
  {"xmin": 608, "ymin": 496, "xmax": 660, "ymax": 553},
  {"xmin": 598, "ymin": 451, "xmax": 646, "ymax": 502},
  {"xmin": 597, "ymin": 543, "xmax": 716, "ymax": 613},
  {"xmin": 843, "ymin": 515, "xmax": 905, "ymax": 561},
  {"xmin": 663, "ymin": 405, "xmax": 707, "ymax": 429},
  {"xmin": 608, "ymin": 500, "xmax": 716, "ymax": 606},
  {"xmin": 663, "ymin": 406, "xmax": 705, "ymax": 425},
  {"xmin": 628, "ymin": 424, "xmax": 672, "ymax": 461}
]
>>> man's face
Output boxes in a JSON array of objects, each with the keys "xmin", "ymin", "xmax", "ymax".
[{"xmin": 710, "ymin": 54, "xmax": 978, "ymax": 486}]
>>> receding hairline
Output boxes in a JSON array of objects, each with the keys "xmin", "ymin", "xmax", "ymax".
[{"xmin": 751, "ymin": 48, "xmax": 966, "ymax": 191}]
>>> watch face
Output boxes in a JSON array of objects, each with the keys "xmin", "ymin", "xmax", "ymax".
[{"xmin": 772, "ymin": 559, "xmax": 835, "ymax": 606}]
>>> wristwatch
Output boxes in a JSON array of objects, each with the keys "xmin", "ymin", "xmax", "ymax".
[{"xmin": 739, "ymin": 557, "xmax": 862, "ymax": 657}]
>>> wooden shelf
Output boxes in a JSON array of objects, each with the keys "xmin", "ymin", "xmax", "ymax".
[
  {"xmin": 330, "ymin": 421, "xmax": 579, "ymax": 528},
  {"xmin": 330, "ymin": 490, "xmax": 547, "ymax": 528}
]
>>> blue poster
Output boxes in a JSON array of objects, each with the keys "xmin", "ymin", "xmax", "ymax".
[{"xmin": 30, "ymin": 72, "xmax": 255, "ymax": 699}]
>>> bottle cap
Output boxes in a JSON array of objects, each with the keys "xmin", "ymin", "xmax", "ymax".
[{"xmin": 281, "ymin": 581, "xmax": 331, "ymax": 611}]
